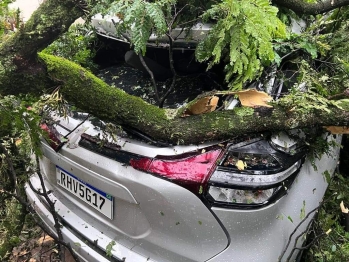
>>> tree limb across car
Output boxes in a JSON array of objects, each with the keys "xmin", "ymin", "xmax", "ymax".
[
  {"xmin": 36, "ymin": 53, "xmax": 349, "ymax": 144},
  {"xmin": 1, "ymin": 0, "xmax": 349, "ymax": 144}
]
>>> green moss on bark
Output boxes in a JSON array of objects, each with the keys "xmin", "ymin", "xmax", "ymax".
[
  {"xmin": 0, "ymin": 0, "xmax": 83, "ymax": 96},
  {"xmin": 39, "ymin": 53, "xmax": 170, "ymax": 134},
  {"xmin": 37, "ymin": 53, "xmax": 349, "ymax": 145}
]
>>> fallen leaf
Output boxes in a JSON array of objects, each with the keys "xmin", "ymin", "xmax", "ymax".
[
  {"xmin": 340, "ymin": 201, "xmax": 349, "ymax": 214},
  {"xmin": 236, "ymin": 160, "xmax": 247, "ymax": 170},
  {"xmin": 324, "ymin": 126, "xmax": 349, "ymax": 134},
  {"xmin": 236, "ymin": 89, "xmax": 273, "ymax": 108},
  {"xmin": 216, "ymin": 89, "xmax": 273, "ymax": 108},
  {"xmin": 11, "ymin": 247, "xmax": 21, "ymax": 257},
  {"xmin": 185, "ymin": 96, "xmax": 219, "ymax": 115},
  {"xmin": 37, "ymin": 235, "xmax": 54, "ymax": 247},
  {"xmin": 18, "ymin": 250, "xmax": 30, "ymax": 257},
  {"xmin": 15, "ymin": 138, "xmax": 22, "ymax": 146}
]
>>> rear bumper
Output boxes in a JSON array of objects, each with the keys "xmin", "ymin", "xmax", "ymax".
[{"xmin": 25, "ymin": 175, "xmax": 150, "ymax": 262}]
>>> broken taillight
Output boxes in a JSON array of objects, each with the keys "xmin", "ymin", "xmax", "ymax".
[
  {"xmin": 40, "ymin": 123, "xmax": 64, "ymax": 151},
  {"xmin": 206, "ymin": 137, "xmax": 306, "ymax": 208},
  {"xmin": 131, "ymin": 135, "xmax": 306, "ymax": 208},
  {"xmin": 130, "ymin": 148, "xmax": 223, "ymax": 195}
]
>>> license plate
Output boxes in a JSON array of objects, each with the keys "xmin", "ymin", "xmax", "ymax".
[{"xmin": 56, "ymin": 166, "xmax": 113, "ymax": 219}]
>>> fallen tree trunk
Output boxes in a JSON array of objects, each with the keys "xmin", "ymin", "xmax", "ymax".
[
  {"xmin": 0, "ymin": 0, "xmax": 349, "ymax": 145},
  {"xmin": 0, "ymin": 0, "xmax": 83, "ymax": 95},
  {"xmin": 39, "ymin": 53, "xmax": 349, "ymax": 145}
]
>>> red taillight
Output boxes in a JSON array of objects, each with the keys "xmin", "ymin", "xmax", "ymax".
[
  {"xmin": 40, "ymin": 123, "xmax": 64, "ymax": 151},
  {"xmin": 130, "ymin": 149, "xmax": 222, "ymax": 194}
]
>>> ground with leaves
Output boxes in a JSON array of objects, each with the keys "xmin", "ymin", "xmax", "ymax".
[{"xmin": 8, "ymin": 224, "xmax": 75, "ymax": 262}]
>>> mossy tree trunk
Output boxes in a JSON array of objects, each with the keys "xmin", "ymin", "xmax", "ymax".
[
  {"xmin": 39, "ymin": 54, "xmax": 349, "ymax": 145},
  {"xmin": 1, "ymin": 0, "xmax": 349, "ymax": 145},
  {"xmin": 0, "ymin": 0, "xmax": 83, "ymax": 95}
]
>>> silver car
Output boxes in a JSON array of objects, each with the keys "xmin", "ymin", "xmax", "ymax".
[
  {"xmin": 26, "ymin": 107, "xmax": 341, "ymax": 262},
  {"xmin": 91, "ymin": 13, "xmax": 212, "ymax": 50},
  {"xmin": 25, "ymin": 13, "xmax": 341, "ymax": 262}
]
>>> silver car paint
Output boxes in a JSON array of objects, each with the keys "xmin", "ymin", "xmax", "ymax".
[
  {"xmin": 28, "ymin": 115, "xmax": 229, "ymax": 261},
  {"xmin": 26, "ymin": 113, "xmax": 341, "ymax": 261},
  {"xmin": 208, "ymin": 137, "xmax": 341, "ymax": 261}
]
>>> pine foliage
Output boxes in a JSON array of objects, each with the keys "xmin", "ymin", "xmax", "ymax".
[{"xmin": 196, "ymin": 0, "xmax": 286, "ymax": 89}]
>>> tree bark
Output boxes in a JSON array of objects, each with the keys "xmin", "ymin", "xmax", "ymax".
[
  {"xmin": 39, "ymin": 53, "xmax": 349, "ymax": 145},
  {"xmin": 0, "ymin": 0, "xmax": 83, "ymax": 95},
  {"xmin": 1, "ymin": 0, "xmax": 349, "ymax": 145},
  {"xmin": 273, "ymin": 0, "xmax": 349, "ymax": 15}
]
